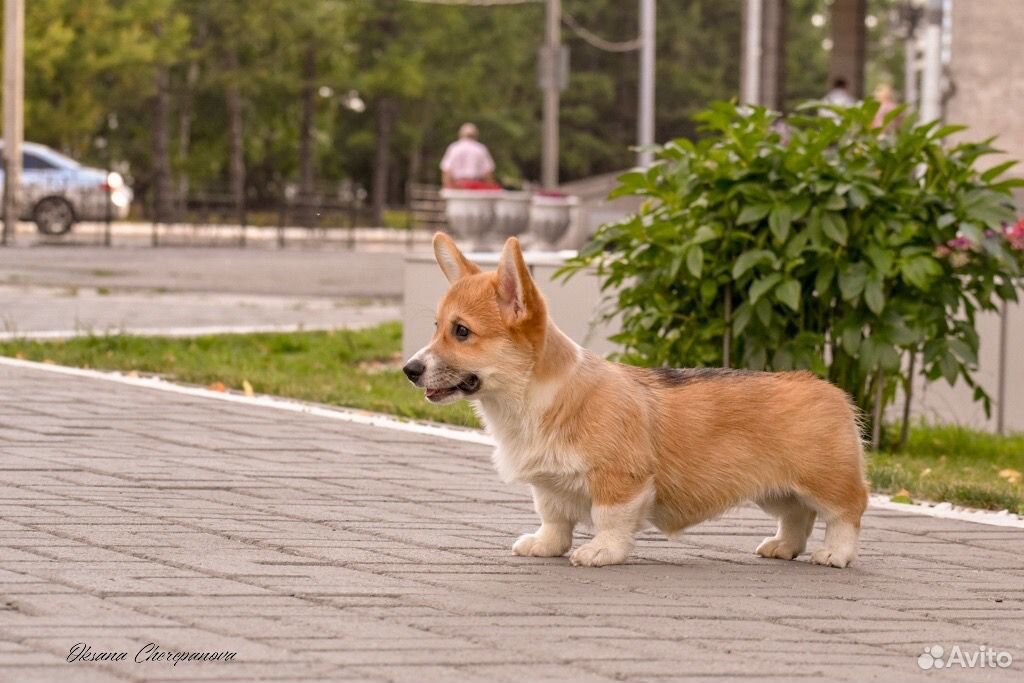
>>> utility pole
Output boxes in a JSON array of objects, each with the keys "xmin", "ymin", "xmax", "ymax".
[
  {"xmin": 541, "ymin": 0, "xmax": 560, "ymax": 188},
  {"xmin": 637, "ymin": 0, "xmax": 656, "ymax": 167},
  {"xmin": 740, "ymin": 0, "xmax": 762, "ymax": 105},
  {"xmin": 919, "ymin": 0, "xmax": 943, "ymax": 122},
  {"xmin": 2, "ymin": 0, "xmax": 25, "ymax": 246}
]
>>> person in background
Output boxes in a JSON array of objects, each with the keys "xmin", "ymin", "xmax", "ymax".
[
  {"xmin": 440, "ymin": 123, "xmax": 496, "ymax": 188},
  {"xmin": 821, "ymin": 77, "xmax": 856, "ymax": 120},
  {"xmin": 871, "ymin": 83, "xmax": 900, "ymax": 130},
  {"xmin": 823, "ymin": 77, "xmax": 856, "ymax": 107}
]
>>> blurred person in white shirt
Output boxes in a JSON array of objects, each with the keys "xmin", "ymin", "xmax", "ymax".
[{"xmin": 440, "ymin": 123, "xmax": 496, "ymax": 188}]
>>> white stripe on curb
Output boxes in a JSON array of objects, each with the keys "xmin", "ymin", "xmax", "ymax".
[{"xmin": 1, "ymin": 355, "xmax": 1021, "ymax": 529}]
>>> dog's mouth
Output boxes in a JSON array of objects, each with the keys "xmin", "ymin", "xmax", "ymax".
[{"xmin": 424, "ymin": 374, "xmax": 481, "ymax": 403}]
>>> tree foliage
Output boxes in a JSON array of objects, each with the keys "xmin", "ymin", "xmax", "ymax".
[{"xmin": 5, "ymin": 0, "xmax": 906, "ymax": 212}]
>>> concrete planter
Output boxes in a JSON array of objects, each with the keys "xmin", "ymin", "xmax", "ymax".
[
  {"xmin": 529, "ymin": 194, "xmax": 579, "ymax": 248},
  {"xmin": 492, "ymin": 191, "xmax": 531, "ymax": 241},
  {"xmin": 439, "ymin": 189, "xmax": 502, "ymax": 248}
]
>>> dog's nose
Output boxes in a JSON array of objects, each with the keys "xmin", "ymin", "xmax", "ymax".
[{"xmin": 403, "ymin": 360, "xmax": 426, "ymax": 384}]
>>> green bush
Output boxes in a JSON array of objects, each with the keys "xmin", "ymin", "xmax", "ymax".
[{"xmin": 564, "ymin": 100, "xmax": 1024, "ymax": 434}]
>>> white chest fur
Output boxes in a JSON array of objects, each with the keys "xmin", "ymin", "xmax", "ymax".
[{"xmin": 474, "ymin": 397, "xmax": 589, "ymax": 495}]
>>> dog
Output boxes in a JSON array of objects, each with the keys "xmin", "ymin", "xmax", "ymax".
[{"xmin": 403, "ymin": 232, "xmax": 868, "ymax": 568}]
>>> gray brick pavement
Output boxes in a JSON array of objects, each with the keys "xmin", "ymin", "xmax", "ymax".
[{"xmin": 0, "ymin": 362, "xmax": 1022, "ymax": 682}]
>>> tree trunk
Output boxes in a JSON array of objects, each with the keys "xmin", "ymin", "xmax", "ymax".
[
  {"xmin": 176, "ymin": 59, "xmax": 200, "ymax": 221},
  {"xmin": 225, "ymin": 48, "xmax": 246, "ymax": 227},
  {"xmin": 371, "ymin": 98, "xmax": 395, "ymax": 226},
  {"xmin": 152, "ymin": 65, "xmax": 174, "ymax": 223},
  {"xmin": 298, "ymin": 45, "xmax": 317, "ymax": 227}
]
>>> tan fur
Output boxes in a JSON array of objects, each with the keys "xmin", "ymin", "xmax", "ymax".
[{"xmin": 406, "ymin": 233, "xmax": 869, "ymax": 568}]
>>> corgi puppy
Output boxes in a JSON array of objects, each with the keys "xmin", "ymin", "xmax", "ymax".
[{"xmin": 403, "ymin": 232, "xmax": 868, "ymax": 568}]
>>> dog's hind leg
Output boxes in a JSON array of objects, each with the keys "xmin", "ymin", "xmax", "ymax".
[
  {"xmin": 799, "ymin": 463, "xmax": 869, "ymax": 568},
  {"xmin": 755, "ymin": 493, "xmax": 817, "ymax": 560}
]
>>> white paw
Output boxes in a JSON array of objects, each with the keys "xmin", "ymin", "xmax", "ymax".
[
  {"xmin": 512, "ymin": 533, "xmax": 570, "ymax": 557},
  {"xmin": 810, "ymin": 546, "xmax": 856, "ymax": 568},
  {"xmin": 569, "ymin": 540, "xmax": 630, "ymax": 567},
  {"xmin": 755, "ymin": 537, "xmax": 804, "ymax": 560}
]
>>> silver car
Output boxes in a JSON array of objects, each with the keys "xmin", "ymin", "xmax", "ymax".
[{"xmin": 0, "ymin": 141, "xmax": 133, "ymax": 235}]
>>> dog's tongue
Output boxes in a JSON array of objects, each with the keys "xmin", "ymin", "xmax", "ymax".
[{"xmin": 426, "ymin": 387, "xmax": 453, "ymax": 400}]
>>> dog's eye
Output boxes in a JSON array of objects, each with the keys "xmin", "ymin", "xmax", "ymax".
[{"xmin": 453, "ymin": 323, "xmax": 471, "ymax": 340}]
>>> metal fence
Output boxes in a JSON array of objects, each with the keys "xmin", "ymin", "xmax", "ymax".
[{"xmin": 4, "ymin": 182, "xmax": 446, "ymax": 249}]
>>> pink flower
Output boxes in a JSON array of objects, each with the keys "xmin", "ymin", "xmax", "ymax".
[
  {"xmin": 1005, "ymin": 218, "xmax": 1024, "ymax": 250},
  {"xmin": 947, "ymin": 236, "xmax": 973, "ymax": 251}
]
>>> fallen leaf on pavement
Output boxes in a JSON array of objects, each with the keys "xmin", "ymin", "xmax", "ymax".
[
  {"xmin": 207, "ymin": 381, "xmax": 227, "ymax": 392},
  {"xmin": 890, "ymin": 489, "xmax": 913, "ymax": 504}
]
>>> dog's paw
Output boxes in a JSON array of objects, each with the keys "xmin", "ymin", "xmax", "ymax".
[
  {"xmin": 810, "ymin": 546, "xmax": 855, "ymax": 568},
  {"xmin": 512, "ymin": 533, "xmax": 570, "ymax": 557},
  {"xmin": 569, "ymin": 540, "xmax": 629, "ymax": 567},
  {"xmin": 755, "ymin": 536, "xmax": 803, "ymax": 560}
]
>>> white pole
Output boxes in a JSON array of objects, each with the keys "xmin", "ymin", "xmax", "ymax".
[
  {"xmin": 904, "ymin": 30, "xmax": 918, "ymax": 109},
  {"xmin": 637, "ymin": 0, "xmax": 656, "ymax": 167},
  {"xmin": 741, "ymin": 0, "xmax": 762, "ymax": 105},
  {"xmin": 541, "ymin": 0, "xmax": 560, "ymax": 188},
  {"xmin": 920, "ymin": 0, "xmax": 943, "ymax": 122},
  {"xmin": 2, "ymin": 0, "xmax": 25, "ymax": 246}
]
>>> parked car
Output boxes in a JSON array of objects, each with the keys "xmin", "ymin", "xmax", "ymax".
[{"xmin": 0, "ymin": 141, "xmax": 132, "ymax": 235}]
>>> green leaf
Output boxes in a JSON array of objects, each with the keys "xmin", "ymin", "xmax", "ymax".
[
  {"xmin": 821, "ymin": 212, "xmax": 848, "ymax": 245},
  {"xmin": 823, "ymin": 194, "xmax": 846, "ymax": 211},
  {"xmin": 841, "ymin": 325, "xmax": 861, "ymax": 353},
  {"xmin": 900, "ymin": 255, "xmax": 942, "ymax": 291},
  {"xmin": 815, "ymin": 263, "xmax": 835, "ymax": 296},
  {"xmin": 755, "ymin": 297, "xmax": 773, "ymax": 326},
  {"xmin": 737, "ymin": 203, "xmax": 772, "ymax": 225},
  {"xmin": 732, "ymin": 301, "xmax": 753, "ymax": 336},
  {"xmin": 932, "ymin": 123, "xmax": 968, "ymax": 139},
  {"xmin": 692, "ymin": 225, "xmax": 720, "ymax": 244},
  {"xmin": 732, "ymin": 249, "xmax": 773, "ymax": 279},
  {"xmin": 776, "ymin": 278, "xmax": 800, "ymax": 311},
  {"xmin": 980, "ymin": 160, "xmax": 1017, "ymax": 182},
  {"xmin": 864, "ymin": 275, "xmax": 885, "ymax": 315},
  {"xmin": 838, "ymin": 263, "xmax": 868, "ymax": 301},
  {"xmin": 700, "ymin": 279, "xmax": 717, "ymax": 304},
  {"xmin": 768, "ymin": 204, "xmax": 793, "ymax": 243},
  {"xmin": 939, "ymin": 352, "xmax": 959, "ymax": 384},
  {"xmin": 686, "ymin": 245, "xmax": 704, "ymax": 278},
  {"xmin": 864, "ymin": 244, "xmax": 894, "ymax": 275},
  {"xmin": 948, "ymin": 337, "xmax": 978, "ymax": 365},
  {"xmin": 749, "ymin": 273, "xmax": 782, "ymax": 304}
]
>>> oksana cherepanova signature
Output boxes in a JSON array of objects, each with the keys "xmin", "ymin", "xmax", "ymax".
[{"xmin": 67, "ymin": 642, "xmax": 237, "ymax": 665}]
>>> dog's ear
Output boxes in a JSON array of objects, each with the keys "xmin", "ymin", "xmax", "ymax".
[
  {"xmin": 433, "ymin": 232, "xmax": 481, "ymax": 283},
  {"xmin": 496, "ymin": 237, "xmax": 542, "ymax": 325}
]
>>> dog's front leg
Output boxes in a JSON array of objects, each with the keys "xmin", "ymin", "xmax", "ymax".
[
  {"xmin": 570, "ymin": 478, "xmax": 654, "ymax": 568},
  {"xmin": 513, "ymin": 484, "xmax": 577, "ymax": 557}
]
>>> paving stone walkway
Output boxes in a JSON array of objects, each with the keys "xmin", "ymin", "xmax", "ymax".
[{"xmin": 0, "ymin": 361, "xmax": 1022, "ymax": 682}]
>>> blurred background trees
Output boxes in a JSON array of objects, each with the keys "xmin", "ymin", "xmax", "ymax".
[{"xmin": 3, "ymin": 0, "xmax": 904, "ymax": 220}]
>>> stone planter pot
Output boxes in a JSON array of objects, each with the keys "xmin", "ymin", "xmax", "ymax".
[
  {"xmin": 440, "ymin": 189, "xmax": 503, "ymax": 249},
  {"xmin": 528, "ymin": 194, "xmax": 579, "ymax": 249},
  {"xmin": 491, "ymin": 191, "xmax": 532, "ymax": 242}
]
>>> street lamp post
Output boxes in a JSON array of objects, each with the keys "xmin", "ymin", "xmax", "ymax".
[
  {"xmin": 637, "ymin": 0, "xmax": 656, "ymax": 167},
  {"xmin": 541, "ymin": 0, "xmax": 561, "ymax": 188},
  {"xmin": 2, "ymin": 0, "xmax": 25, "ymax": 247}
]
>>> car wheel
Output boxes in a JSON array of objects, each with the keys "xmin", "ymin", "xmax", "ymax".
[{"xmin": 34, "ymin": 197, "xmax": 75, "ymax": 236}]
